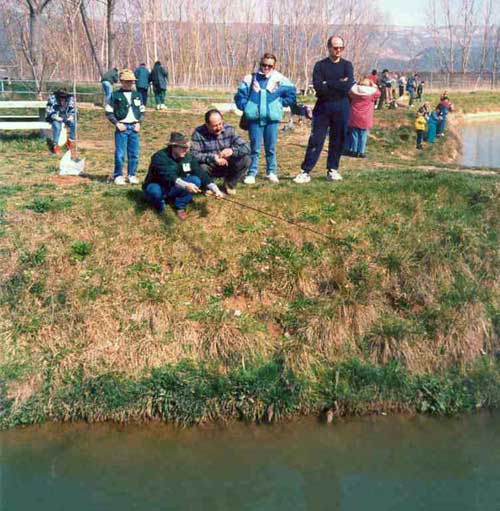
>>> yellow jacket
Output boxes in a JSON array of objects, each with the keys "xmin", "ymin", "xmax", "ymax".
[{"xmin": 415, "ymin": 115, "xmax": 426, "ymax": 131}]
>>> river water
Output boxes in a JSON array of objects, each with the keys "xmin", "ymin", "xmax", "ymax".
[
  {"xmin": 460, "ymin": 120, "xmax": 500, "ymax": 168},
  {"xmin": 1, "ymin": 414, "xmax": 499, "ymax": 510}
]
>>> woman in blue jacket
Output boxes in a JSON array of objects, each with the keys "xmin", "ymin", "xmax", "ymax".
[{"xmin": 234, "ymin": 53, "xmax": 296, "ymax": 184}]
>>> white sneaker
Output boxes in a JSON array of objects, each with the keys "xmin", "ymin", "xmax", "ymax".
[
  {"xmin": 156, "ymin": 105, "xmax": 160, "ymax": 110},
  {"xmin": 114, "ymin": 175, "xmax": 126, "ymax": 185},
  {"xmin": 326, "ymin": 169, "xmax": 342, "ymax": 181},
  {"xmin": 266, "ymin": 173, "xmax": 279, "ymax": 184},
  {"xmin": 243, "ymin": 175, "xmax": 256, "ymax": 185},
  {"xmin": 128, "ymin": 175, "xmax": 140, "ymax": 184},
  {"xmin": 293, "ymin": 171, "xmax": 311, "ymax": 184}
]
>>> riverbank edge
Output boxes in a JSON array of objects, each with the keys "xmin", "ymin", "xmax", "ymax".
[{"xmin": 1, "ymin": 357, "xmax": 499, "ymax": 428}]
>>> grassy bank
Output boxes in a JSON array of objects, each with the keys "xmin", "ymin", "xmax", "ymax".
[{"xmin": 0, "ymin": 96, "xmax": 499, "ymax": 427}]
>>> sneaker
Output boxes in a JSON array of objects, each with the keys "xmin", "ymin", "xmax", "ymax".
[
  {"xmin": 114, "ymin": 175, "xmax": 126, "ymax": 185},
  {"xmin": 243, "ymin": 175, "xmax": 256, "ymax": 185},
  {"xmin": 326, "ymin": 169, "xmax": 343, "ymax": 181},
  {"xmin": 293, "ymin": 171, "xmax": 311, "ymax": 184},
  {"xmin": 156, "ymin": 105, "xmax": 160, "ymax": 111},
  {"xmin": 53, "ymin": 144, "xmax": 61, "ymax": 155},
  {"xmin": 175, "ymin": 209, "xmax": 188, "ymax": 221},
  {"xmin": 128, "ymin": 175, "xmax": 140, "ymax": 184},
  {"xmin": 223, "ymin": 182, "xmax": 237, "ymax": 195},
  {"xmin": 266, "ymin": 173, "xmax": 279, "ymax": 184}
]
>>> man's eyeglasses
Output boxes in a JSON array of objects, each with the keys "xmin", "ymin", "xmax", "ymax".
[
  {"xmin": 261, "ymin": 63, "xmax": 274, "ymax": 68},
  {"xmin": 332, "ymin": 47, "xmax": 344, "ymax": 50}
]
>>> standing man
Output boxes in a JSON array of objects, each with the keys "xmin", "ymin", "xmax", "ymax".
[
  {"xmin": 294, "ymin": 36, "xmax": 354, "ymax": 184},
  {"xmin": 101, "ymin": 67, "xmax": 119, "ymax": 106},
  {"xmin": 191, "ymin": 109, "xmax": 251, "ymax": 195},
  {"xmin": 134, "ymin": 62, "xmax": 150, "ymax": 107},
  {"xmin": 105, "ymin": 69, "xmax": 145, "ymax": 185},
  {"xmin": 149, "ymin": 61, "xmax": 168, "ymax": 110}
]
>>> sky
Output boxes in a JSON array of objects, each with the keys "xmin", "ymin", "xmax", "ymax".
[{"xmin": 379, "ymin": 0, "xmax": 426, "ymax": 27}]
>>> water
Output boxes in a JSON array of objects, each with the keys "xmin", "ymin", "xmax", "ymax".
[
  {"xmin": 1, "ymin": 414, "xmax": 500, "ymax": 511},
  {"xmin": 460, "ymin": 120, "xmax": 500, "ymax": 168}
]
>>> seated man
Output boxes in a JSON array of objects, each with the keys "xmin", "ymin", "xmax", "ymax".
[
  {"xmin": 143, "ymin": 132, "xmax": 224, "ymax": 221},
  {"xmin": 191, "ymin": 109, "xmax": 250, "ymax": 195},
  {"xmin": 45, "ymin": 88, "xmax": 76, "ymax": 155}
]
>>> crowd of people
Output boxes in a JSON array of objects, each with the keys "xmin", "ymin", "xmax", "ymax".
[{"xmin": 43, "ymin": 34, "xmax": 455, "ymax": 220}]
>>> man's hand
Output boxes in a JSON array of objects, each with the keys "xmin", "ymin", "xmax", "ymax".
[
  {"xmin": 54, "ymin": 115, "xmax": 63, "ymax": 122},
  {"xmin": 207, "ymin": 183, "xmax": 224, "ymax": 198},
  {"xmin": 116, "ymin": 122, "xmax": 126, "ymax": 132},
  {"xmin": 133, "ymin": 123, "xmax": 141, "ymax": 132},
  {"xmin": 66, "ymin": 116, "xmax": 74, "ymax": 123},
  {"xmin": 185, "ymin": 183, "xmax": 201, "ymax": 194},
  {"xmin": 219, "ymin": 148, "xmax": 233, "ymax": 159},
  {"xmin": 214, "ymin": 156, "xmax": 228, "ymax": 166}
]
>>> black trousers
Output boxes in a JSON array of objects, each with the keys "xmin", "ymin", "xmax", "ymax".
[{"xmin": 200, "ymin": 154, "xmax": 250, "ymax": 187}]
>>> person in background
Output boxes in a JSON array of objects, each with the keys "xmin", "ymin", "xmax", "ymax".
[
  {"xmin": 368, "ymin": 69, "xmax": 378, "ymax": 86},
  {"xmin": 143, "ymin": 132, "xmax": 223, "ymax": 221},
  {"xmin": 293, "ymin": 36, "xmax": 354, "ymax": 184},
  {"xmin": 149, "ymin": 61, "xmax": 168, "ymax": 110},
  {"xmin": 398, "ymin": 74, "xmax": 406, "ymax": 97},
  {"xmin": 234, "ymin": 52, "xmax": 296, "ymax": 184},
  {"xmin": 191, "ymin": 109, "xmax": 251, "ymax": 195},
  {"xmin": 377, "ymin": 69, "xmax": 390, "ymax": 109},
  {"xmin": 100, "ymin": 67, "xmax": 119, "ymax": 106},
  {"xmin": 436, "ymin": 94, "xmax": 454, "ymax": 137},
  {"xmin": 416, "ymin": 80, "xmax": 425, "ymax": 102},
  {"xmin": 45, "ymin": 88, "xmax": 76, "ymax": 155},
  {"xmin": 345, "ymin": 78, "xmax": 380, "ymax": 158},
  {"xmin": 427, "ymin": 107, "xmax": 443, "ymax": 143},
  {"xmin": 134, "ymin": 62, "xmax": 150, "ymax": 107},
  {"xmin": 105, "ymin": 68, "xmax": 145, "ymax": 185},
  {"xmin": 415, "ymin": 110, "xmax": 427, "ymax": 150},
  {"xmin": 406, "ymin": 73, "xmax": 418, "ymax": 107}
]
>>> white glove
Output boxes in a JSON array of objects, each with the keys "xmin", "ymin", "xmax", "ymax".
[
  {"xmin": 207, "ymin": 182, "xmax": 224, "ymax": 198},
  {"xmin": 175, "ymin": 178, "xmax": 200, "ymax": 194}
]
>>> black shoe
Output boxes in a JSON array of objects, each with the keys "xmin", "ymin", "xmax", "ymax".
[{"xmin": 357, "ymin": 153, "xmax": 367, "ymax": 158}]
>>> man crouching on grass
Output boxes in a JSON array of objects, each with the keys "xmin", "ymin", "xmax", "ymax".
[{"xmin": 143, "ymin": 132, "xmax": 224, "ymax": 221}]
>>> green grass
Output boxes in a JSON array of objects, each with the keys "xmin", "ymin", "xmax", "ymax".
[{"xmin": 0, "ymin": 94, "xmax": 499, "ymax": 427}]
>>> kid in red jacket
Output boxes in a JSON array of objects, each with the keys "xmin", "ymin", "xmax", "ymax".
[{"xmin": 345, "ymin": 79, "xmax": 381, "ymax": 158}]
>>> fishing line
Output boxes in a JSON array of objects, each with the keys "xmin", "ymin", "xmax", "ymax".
[{"xmin": 210, "ymin": 194, "xmax": 336, "ymax": 241}]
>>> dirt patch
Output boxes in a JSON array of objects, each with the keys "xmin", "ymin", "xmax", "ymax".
[{"xmin": 49, "ymin": 175, "xmax": 90, "ymax": 186}]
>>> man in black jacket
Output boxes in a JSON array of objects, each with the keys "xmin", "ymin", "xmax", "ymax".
[
  {"xmin": 143, "ymin": 132, "xmax": 223, "ymax": 220},
  {"xmin": 294, "ymin": 35, "xmax": 355, "ymax": 184}
]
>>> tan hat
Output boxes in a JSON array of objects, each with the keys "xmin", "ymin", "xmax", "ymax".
[{"xmin": 119, "ymin": 68, "xmax": 136, "ymax": 81}]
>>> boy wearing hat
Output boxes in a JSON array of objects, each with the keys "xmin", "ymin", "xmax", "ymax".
[
  {"xmin": 105, "ymin": 68, "xmax": 145, "ymax": 185},
  {"xmin": 45, "ymin": 88, "xmax": 76, "ymax": 155},
  {"xmin": 143, "ymin": 132, "xmax": 224, "ymax": 220}
]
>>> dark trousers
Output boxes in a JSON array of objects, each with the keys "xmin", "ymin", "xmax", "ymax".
[
  {"xmin": 378, "ymin": 87, "xmax": 386, "ymax": 109},
  {"xmin": 399, "ymin": 85, "xmax": 404, "ymax": 97},
  {"xmin": 301, "ymin": 100, "xmax": 350, "ymax": 172},
  {"xmin": 416, "ymin": 130, "xmax": 424, "ymax": 148},
  {"xmin": 138, "ymin": 87, "xmax": 148, "ymax": 107},
  {"xmin": 200, "ymin": 154, "xmax": 250, "ymax": 188}
]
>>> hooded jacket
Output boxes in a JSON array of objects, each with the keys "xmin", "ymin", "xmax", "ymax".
[
  {"xmin": 348, "ymin": 84, "xmax": 380, "ymax": 129},
  {"xmin": 234, "ymin": 70, "xmax": 296, "ymax": 124}
]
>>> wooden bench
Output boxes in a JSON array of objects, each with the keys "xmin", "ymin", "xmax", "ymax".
[{"xmin": 0, "ymin": 101, "xmax": 51, "ymax": 132}]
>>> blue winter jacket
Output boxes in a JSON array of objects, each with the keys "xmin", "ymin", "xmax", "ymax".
[{"xmin": 234, "ymin": 70, "xmax": 296, "ymax": 125}]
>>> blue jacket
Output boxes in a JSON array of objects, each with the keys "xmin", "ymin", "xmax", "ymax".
[
  {"xmin": 134, "ymin": 65, "xmax": 150, "ymax": 89},
  {"xmin": 234, "ymin": 70, "xmax": 296, "ymax": 125}
]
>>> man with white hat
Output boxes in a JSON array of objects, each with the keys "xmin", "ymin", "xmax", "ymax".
[{"xmin": 105, "ymin": 68, "xmax": 145, "ymax": 185}]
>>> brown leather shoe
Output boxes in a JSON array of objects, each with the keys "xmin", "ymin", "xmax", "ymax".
[{"xmin": 175, "ymin": 209, "xmax": 188, "ymax": 221}]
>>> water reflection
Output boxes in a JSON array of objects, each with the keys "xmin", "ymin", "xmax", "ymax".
[
  {"xmin": 1, "ymin": 414, "xmax": 499, "ymax": 510},
  {"xmin": 460, "ymin": 121, "xmax": 500, "ymax": 168}
]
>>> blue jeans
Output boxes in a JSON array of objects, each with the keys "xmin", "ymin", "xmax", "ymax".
[
  {"xmin": 247, "ymin": 121, "xmax": 279, "ymax": 176},
  {"xmin": 144, "ymin": 175, "xmax": 201, "ymax": 212},
  {"xmin": 301, "ymin": 99, "xmax": 350, "ymax": 172},
  {"xmin": 102, "ymin": 81, "xmax": 113, "ymax": 104},
  {"xmin": 114, "ymin": 124, "xmax": 140, "ymax": 178},
  {"xmin": 437, "ymin": 117, "xmax": 447, "ymax": 135},
  {"xmin": 348, "ymin": 127, "xmax": 369, "ymax": 154},
  {"xmin": 52, "ymin": 119, "xmax": 76, "ymax": 143}
]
